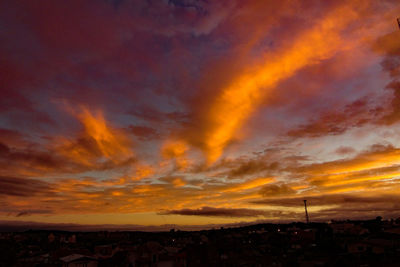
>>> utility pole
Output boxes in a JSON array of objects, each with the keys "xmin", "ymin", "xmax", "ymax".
[{"xmin": 303, "ymin": 200, "xmax": 310, "ymax": 224}]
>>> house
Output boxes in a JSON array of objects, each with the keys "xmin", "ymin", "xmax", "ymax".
[
  {"xmin": 347, "ymin": 241, "xmax": 369, "ymax": 254},
  {"xmin": 60, "ymin": 254, "xmax": 98, "ymax": 267},
  {"xmin": 330, "ymin": 223, "xmax": 354, "ymax": 234},
  {"xmin": 94, "ymin": 244, "xmax": 114, "ymax": 258},
  {"xmin": 48, "ymin": 233, "xmax": 56, "ymax": 243},
  {"xmin": 348, "ymin": 225, "xmax": 369, "ymax": 236},
  {"xmin": 365, "ymin": 239, "xmax": 394, "ymax": 254}
]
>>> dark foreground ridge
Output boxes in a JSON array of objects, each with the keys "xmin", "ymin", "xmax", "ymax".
[{"xmin": 1, "ymin": 217, "xmax": 400, "ymax": 266}]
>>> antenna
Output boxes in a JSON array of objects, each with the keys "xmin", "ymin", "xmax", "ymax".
[{"xmin": 303, "ymin": 200, "xmax": 310, "ymax": 224}]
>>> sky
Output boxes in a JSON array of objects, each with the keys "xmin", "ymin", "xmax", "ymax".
[{"xmin": 1, "ymin": 0, "xmax": 400, "ymax": 229}]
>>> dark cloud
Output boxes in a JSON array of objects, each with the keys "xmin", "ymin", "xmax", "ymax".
[
  {"xmin": 0, "ymin": 176, "xmax": 53, "ymax": 197},
  {"xmin": 0, "ymin": 137, "xmax": 136, "ymax": 176},
  {"xmin": 105, "ymin": 0, "xmax": 124, "ymax": 9},
  {"xmin": 0, "ymin": 143, "xmax": 64, "ymax": 174},
  {"xmin": 129, "ymin": 125, "xmax": 160, "ymax": 140},
  {"xmin": 228, "ymin": 160, "xmax": 279, "ymax": 178},
  {"xmin": 158, "ymin": 175, "xmax": 185, "ymax": 183},
  {"xmin": 283, "ymin": 31, "xmax": 400, "ymax": 137},
  {"xmin": 0, "ymin": 63, "xmax": 35, "ymax": 113},
  {"xmin": 287, "ymin": 98, "xmax": 378, "ymax": 138},
  {"xmin": 335, "ymin": 146, "xmax": 356, "ymax": 155},
  {"xmin": 16, "ymin": 211, "xmax": 30, "ymax": 217},
  {"xmin": 16, "ymin": 210, "xmax": 53, "ymax": 217},
  {"xmin": 380, "ymin": 81, "xmax": 400, "ymax": 125},
  {"xmin": 0, "ymin": 61, "xmax": 54, "ymax": 125},
  {"xmin": 0, "ymin": 128, "xmax": 24, "ymax": 143},
  {"xmin": 61, "ymin": 136, "xmax": 103, "ymax": 159},
  {"xmin": 160, "ymin": 206, "xmax": 269, "ymax": 218},
  {"xmin": 252, "ymin": 194, "xmax": 400, "ymax": 207},
  {"xmin": 0, "ymin": 143, "xmax": 10, "ymax": 154},
  {"xmin": 309, "ymin": 200, "xmax": 400, "ymax": 221},
  {"xmin": 373, "ymin": 31, "xmax": 400, "ymax": 125},
  {"xmin": 259, "ymin": 184, "xmax": 295, "ymax": 197},
  {"xmin": 168, "ymin": 0, "xmax": 206, "ymax": 11},
  {"xmin": 381, "ymin": 54, "xmax": 400, "ymax": 78},
  {"xmin": 128, "ymin": 106, "xmax": 190, "ymax": 125},
  {"xmin": 188, "ymin": 148, "xmax": 308, "ymax": 179}
]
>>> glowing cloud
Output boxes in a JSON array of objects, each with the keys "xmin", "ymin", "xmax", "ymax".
[
  {"xmin": 57, "ymin": 108, "xmax": 133, "ymax": 167},
  {"xmin": 161, "ymin": 140, "xmax": 189, "ymax": 169},
  {"xmin": 202, "ymin": 4, "xmax": 360, "ymax": 163},
  {"xmin": 78, "ymin": 108, "xmax": 132, "ymax": 159}
]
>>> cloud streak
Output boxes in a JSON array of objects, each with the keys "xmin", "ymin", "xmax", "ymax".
[
  {"xmin": 193, "ymin": 2, "xmax": 363, "ymax": 162},
  {"xmin": 160, "ymin": 206, "xmax": 269, "ymax": 218}
]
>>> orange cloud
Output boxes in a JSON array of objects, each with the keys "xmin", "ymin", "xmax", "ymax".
[
  {"xmin": 57, "ymin": 107, "xmax": 134, "ymax": 167},
  {"xmin": 303, "ymin": 145, "xmax": 400, "ymax": 177},
  {"xmin": 131, "ymin": 164, "xmax": 155, "ymax": 180},
  {"xmin": 373, "ymin": 31, "xmax": 400, "ymax": 56},
  {"xmin": 161, "ymin": 140, "xmax": 189, "ymax": 169},
  {"xmin": 77, "ymin": 108, "xmax": 133, "ymax": 161},
  {"xmin": 249, "ymin": 144, "xmax": 400, "ymax": 214},
  {"xmin": 171, "ymin": 177, "xmax": 186, "ymax": 187},
  {"xmin": 222, "ymin": 177, "xmax": 274, "ymax": 193},
  {"xmin": 199, "ymin": 3, "xmax": 362, "ymax": 163}
]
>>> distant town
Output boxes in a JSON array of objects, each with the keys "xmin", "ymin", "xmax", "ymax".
[{"xmin": 1, "ymin": 217, "xmax": 400, "ymax": 266}]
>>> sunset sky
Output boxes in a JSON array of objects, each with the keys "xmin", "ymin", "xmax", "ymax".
[{"xmin": 1, "ymin": 0, "xmax": 400, "ymax": 228}]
